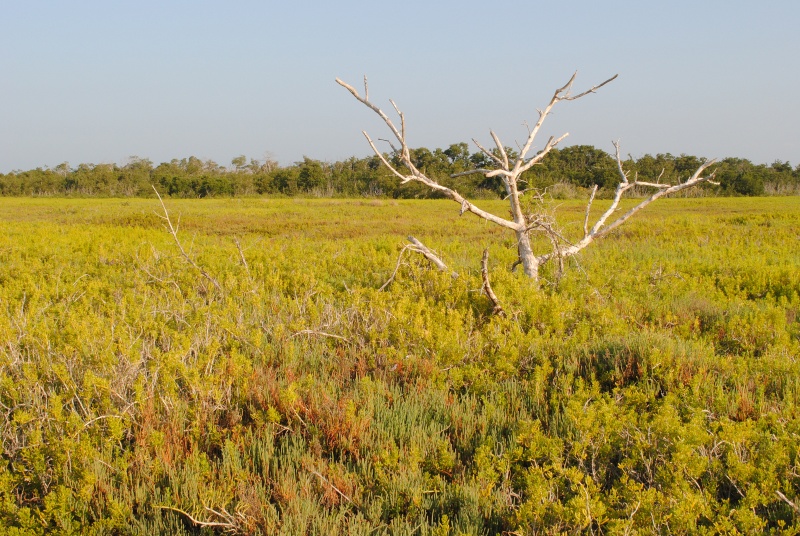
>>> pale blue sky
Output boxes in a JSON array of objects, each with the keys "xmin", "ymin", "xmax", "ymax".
[{"xmin": 1, "ymin": 1, "xmax": 798, "ymax": 172}]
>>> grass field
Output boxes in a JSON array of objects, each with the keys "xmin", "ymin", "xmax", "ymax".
[{"xmin": 0, "ymin": 196, "xmax": 798, "ymax": 534}]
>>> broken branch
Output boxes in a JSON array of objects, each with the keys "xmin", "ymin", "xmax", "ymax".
[{"xmin": 481, "ymin": 248, "xmax": 505, "ymax": 316}]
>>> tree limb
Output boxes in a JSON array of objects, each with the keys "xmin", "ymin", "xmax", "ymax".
[
  {"xmin": 472, "ymin": 137, "xmax": 506, "ymax": 168},
  {"xmin": 337, "ymin": 77, "xmax": 521, "ymax": 232},
  {"xmin": 407, "ymin": 236, "xmax": 453, "ymax": 274},
  {"xmin": 776, "ymin": 490, "xmax": 800, "ymax": 514},
  {"xmin": 593, "ymin": 142, "xmax": 717, "ymax": 238},
  {"xmin": 536, "ymin": 142, "xmax": 717, "ymax": 265}
]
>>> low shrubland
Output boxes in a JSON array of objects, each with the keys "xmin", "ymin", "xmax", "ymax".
[{"xmin": 0, "ymin": 197, "xmax": 798, "ymax": 534}]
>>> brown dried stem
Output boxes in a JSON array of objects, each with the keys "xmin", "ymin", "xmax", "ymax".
[
  {"xmin": 481, "ymin": 248, "xmax": 505, "ymax": 316},
  {"xmin": 152, "ymin": 186, "xmax": 223, "ymax": 293}
]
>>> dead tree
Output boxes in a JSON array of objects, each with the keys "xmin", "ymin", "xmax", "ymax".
[{"xmin": 336, "ymin": 73, "xmax": 717, "ymax": 283}]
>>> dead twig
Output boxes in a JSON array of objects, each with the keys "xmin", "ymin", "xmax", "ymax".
[
  {"xmin": 407, "ymin": 236, "xmax": 457, "ymax": 277},
  {"xmin": 152, "ymin": 186, "xmax": 223, "ymax": 293},
  {"xmin": 154, "ymin": 505, "xmax": 239, "ymax": 533},
  {"xmin": 776, "ymin": 490, "xmax": 800, "ymax": 514},
  {"xmin": 379, "ymin": 243, "xmax": 414, "ymax": 291},
  {"xmin": 308, "ymin": 468, "xmax": 358, "ymax": 509},
  {"xmin": 481, "ymin": 248, "xmax": 505, "ymax": 316},
  {"xmin": 233, "ymin": 235, "xmax": 250, "ymax": 279},
  {"xmin": 291, "ymin": 330, "xmax": 350, "ymax": 343}
]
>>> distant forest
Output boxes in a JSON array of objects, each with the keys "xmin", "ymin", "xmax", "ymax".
[{"xmin": 2, "ymin": 144, "xmax": 798, "ymax": 198}]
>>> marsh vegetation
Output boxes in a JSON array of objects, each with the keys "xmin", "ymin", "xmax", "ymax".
[{"xmin": 0, "ymin": 196, "xmax": 798, "ymax": 534}]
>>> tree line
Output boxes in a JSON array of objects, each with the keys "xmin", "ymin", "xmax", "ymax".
[{"xmin": 1, "ymin": 144, "xmax": 798, "ymax": 198}]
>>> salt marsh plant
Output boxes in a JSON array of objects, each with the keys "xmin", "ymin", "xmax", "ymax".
[
  {"xmin": 337, "ymin": 73, "xmax": 718, "ymax": 283},
  {"xmin": 0, "ymin": 198, "xmax": 798, "ymax": 534}
]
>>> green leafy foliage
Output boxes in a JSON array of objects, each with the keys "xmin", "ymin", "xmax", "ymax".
[
  {"xmin": 2, "ymin": 147, "xmax": 799, "ymax": 198},
  {"xmin": 0, "ymin": 197, "xmax": 798, "ymax": 534}
]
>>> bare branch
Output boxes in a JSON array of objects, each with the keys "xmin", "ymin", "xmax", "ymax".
[
  {"xmin": 362, "ymin": 132, "xmax": 411, "ymax": 184},
  {"xmin": 633, "ymin": 181, "xmax": 672, "ymax": 189},
  {"xmin": 513, "ymin": 73, "xmax": 616, "ymax": 173},
  {"xmin": 389, "ymin": 99, "xmax": 406, "ymax": 141},
  {"xmin": 776, "ymin": 490, "xmax": 800, "ymax": 514},
  {"xmin": 380, "ymin": 237, "xmax": 458, "ymax": 290},
  {"xmin": 529, "ymin": 219, "xmax": 576, "ymax": 249},
  {"xmin": 335, "ymin": 78, "xmax": 404, "ymax": 145},
  {"xmin": 555, "ymin": 71, "xmax": 579, "ymax": 96},
  {"xmin": 594, "ymin": 143, "xmax": 717, "ymax": 238},
  {"xmin": 472, "ymin": 137, "xmax": 506, "ymax": 168},
  {"xmin": 154, "ymin": 505, "xmax": 239, "ymax": 532},
  {"xmin": 233, "ymin": 236, "xmax": 250, "ymax": 279},
  {"xmin": 339, "ymin": 79, "xmax": 520, "ymax": 231},
  {"xmin": 517, "ymin": 133, "xmax": 570, "ymax": 175},
  {"xmin": 481, "ymin": 249, "xmax": 505, "ymax": 317},
  {"xmin": 380, "ymin": 244, "xmax": 414, "ymax": 291},
  {"xmin": 450, "ymin": 169, "xmax": 495, "ymax": 178},
  {"xmin": 560, "ymin": 74, "xmax": 619, "ymax": 101},
  {"xmin": 152, "ymin": 186, "xmax": 223, "ymax": 293},
  {"xmin": 588, "ymin": 150, "xmax": 635, "ymax": 236},
  {"xmin": 537, "ymin": 142, "xmax": 717, "ymax": 266},
  {"xmin": 613, "ymin": 140, "xmax": 630, "ymax": 183},
  {"xmin": 407, "ymin": 236, "xmax": 458, "ymax": 277},
  {"xmin": 490, "ymin": 131, "xmax": 509, "ymax": 170},
  {"xmin": 377, "ymin": 137, "xmax": 400, "ymax": 155}
]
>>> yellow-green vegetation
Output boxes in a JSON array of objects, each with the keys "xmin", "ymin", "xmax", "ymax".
[{"xmin": 0, "ymin": 196, "xmax": 798, "ymax": 534}]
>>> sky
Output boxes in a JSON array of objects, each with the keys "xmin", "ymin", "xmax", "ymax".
[{"xmin": 1, "ymin": 1, "xmax": 798, "ymax": 173}]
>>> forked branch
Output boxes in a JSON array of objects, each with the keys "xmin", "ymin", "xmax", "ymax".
[
  {"xmin": 536, "ymin": 142, "xmax": 717, "ymax": 266},
  {"xmin": 337, "ymin": 77, "xmax": 523, "ymax": 232}
]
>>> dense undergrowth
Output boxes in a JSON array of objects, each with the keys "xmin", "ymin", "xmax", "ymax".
[{"xmin": 0, "ymin": 197, "xmax": 798, "ymax": 534}]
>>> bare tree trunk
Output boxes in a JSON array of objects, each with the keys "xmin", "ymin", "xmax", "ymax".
[{"xmin": 516, "ymin": 230, "xmax": 539, "ymax": 281}]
